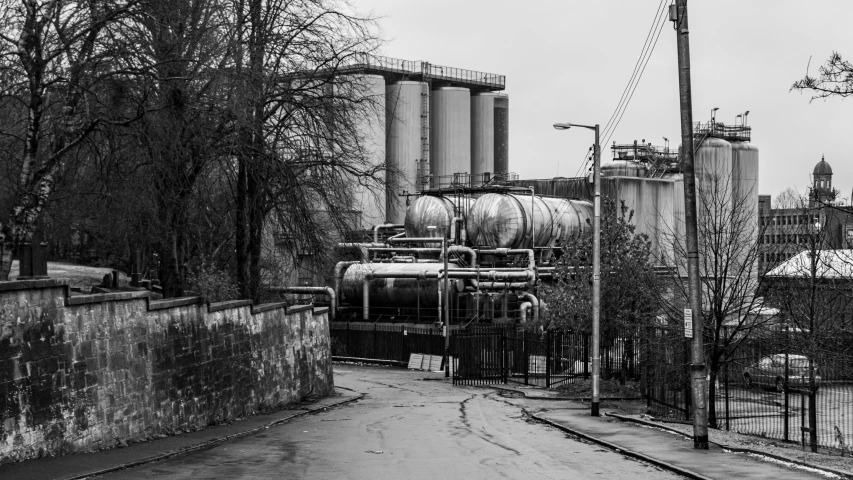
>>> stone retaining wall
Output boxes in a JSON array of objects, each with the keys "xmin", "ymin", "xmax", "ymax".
[{"xmin": 0, "ymin": 279, "xmax": 333, "ymax": 462}]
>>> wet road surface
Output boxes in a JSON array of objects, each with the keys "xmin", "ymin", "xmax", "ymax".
[{"xmin": 99, "ymin": 365, "xmax": 680, "ymax": 479}]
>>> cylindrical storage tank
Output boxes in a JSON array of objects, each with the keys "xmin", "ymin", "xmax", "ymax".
[
  {"xmin": 732, "ymin": 141, "xmax": 760, "ymax": 288},
  {"xmin": 694, "ymin": 137, "xmax": 733, "ymax": 275},
  {"xmin": 601, "ymin": 160, "xmax": 647, "ymax": 177},
  {"xmin": 404, "ymin": 195, "xmax": 472, "ymax": 242},
  {"xmin": 352, "ymin": 74, "xmax": 386, "ymax": 229},
  {"xmin": 494, "ymin": 94, "xmax": 509, "ymax": 175},
  {"xmin": 341, "ymin": 262, "xmax": 461, "ymax": 307},
  {"xmin": 467, "ymin": 193, "xmax": 555, "ymax": 248},
  {"xmin": 386, "ymin": 81, "xmax": 425, "ymax": 224},
  {"xmin": 430, "ymin": 87, "xmax": 471, "ymax": 186},
  {"xmin": 538, "ymin": 197, "xmax": 593, "ymax": 245},
  {"xmin": 471, "ymin": 92, "xmax": 496, "ymax": 175}
]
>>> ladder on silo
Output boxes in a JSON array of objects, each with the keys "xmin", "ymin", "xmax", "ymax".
[{"xmin": 420, "ymin": 75, "xmax": 430, "ymax": 190}]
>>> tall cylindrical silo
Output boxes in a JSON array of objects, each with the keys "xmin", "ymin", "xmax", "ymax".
[
  {"xmin": 695, "ymin": 137, "xmax": 733, "ymax": 275},
  {"xmin": 471, "ymin": 92, "xmax": 496, "ymax": 175},
  {"xmin": 494, "ymin": 94, "xmax": 509, "ymax": 174},
  {"xmin": 351, "ymin": 74, "xmax": 386, "ymax": 229},
  {"xmin": 732, "ymin": 141, "xmax": 760, "ymax": 290},
  {"xmin": 385, "ymin": 81, "xmax": 425, "ymax": 224},
  {"xmin": 430, "ymin": 87, "xmax": 471, "ymax": 186}
]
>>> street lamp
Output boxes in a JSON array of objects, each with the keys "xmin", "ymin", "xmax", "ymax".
[
  {"xmin": 735, "ymin": 114, "xmax": 742, "ymax": 126},
  {"xmin": 553, "ymin": 121, "xmax": 602, "ymax": 417},
  {"xmin": 743, "ymin": 110, "xmax": 750, "ymax": 127},
  {"xmin": 711, "ymin": 107, "xmax": 719, "ymax": 123},
  {"xmin": 663, "ymin": 137, "xmax": 669, "ymax": 153}
]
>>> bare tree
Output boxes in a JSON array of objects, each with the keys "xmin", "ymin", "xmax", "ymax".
[
  {"xmin": 660, "ymin": 167, "xmax": 777, "ymax": 428},
  {"xmin": 792, "ymin": 52, "xmax": 853, "ymax": 99},
  {"xmin": 0, "ymin": 0, "xmax": 142, "ymax": 279}
]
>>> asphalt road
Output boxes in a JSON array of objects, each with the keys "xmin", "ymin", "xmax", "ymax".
[{"xmin": 98, "ymin": 365, "xmax": 679, "ymax": 479}]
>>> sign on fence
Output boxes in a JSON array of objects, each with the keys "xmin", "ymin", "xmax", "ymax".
[{"xmin": 684, "ymin": 308, "xmax": 693, "ymax": 339}]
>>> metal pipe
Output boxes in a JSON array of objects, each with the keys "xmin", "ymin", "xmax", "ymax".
[
  {"xmin": 477, "ymin": 248, "xmax": 535, "ymax": 271},
  {"xmin": 442, "ymin": 236, "xmax": 450, "ymax": 378},
  {"xmin": 335, "ymin": 243, "xmax": 385, "ymax": 263},
  {"xmin": 373, "ymin": 223, "xmax": 404, "ymax": 243},
  {"xmin": 440, "ymin": 245, "xmax": 477, "ymax": 267},
  {"xmin": 270, "ymin": 286, "xmax": 336, "ymax": 319},
  {"xmin": 368, "ymin": 247, "xmax": 441, "ymax": 255},
  {"xmin": 519, "ymin": 301, "xmax": 532, "ymax": 323},
  {"xmin": 521, "ymin": 293, "xmax": 539, "ymax": 323},
  {"xmin": 334, "ymin": 261, "xmax": 359, "ymax": 304},
  {"xmin": 451, "ymin": 217, "xmax": 465, "ymax": 243},
  {"xmin": 470, "ymin": 281, "xmax": 529, "ymax": 290},
  {"xmin": 362, "ymin": 277, "xmax": 370, "ymax": 321},
  {"xmin": 388, "ymin": 237, "xmax": 443, "ymax": 244}
]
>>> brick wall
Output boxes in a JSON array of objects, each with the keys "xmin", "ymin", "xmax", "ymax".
[{"xmin": 0, "ymin": 279, "xmax": 334, "ymax": 462}]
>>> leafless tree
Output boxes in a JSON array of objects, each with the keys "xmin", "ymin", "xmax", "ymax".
[{"xmin": 792, "ymin": 52, "xmax": 853, "ymax": 99}]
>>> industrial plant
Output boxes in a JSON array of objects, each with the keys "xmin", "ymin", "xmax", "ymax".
[{"xmin": 286, "ymin": 56, "xmax": 760, "ymax": 327}]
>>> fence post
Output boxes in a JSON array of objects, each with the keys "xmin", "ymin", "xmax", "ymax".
[
  {"xmin": 583, "ymin": 332, "xmax": 589, "ymax": 379},
  {"xmin": 501, "ymin": 330, "xmax": 507, "ymax": 384},
  {"xmin": 546, "ymin": 330, "xmax": 552, "ymax": 389},
  {"xmin": 346, "ymin": 322, "xmax": 351, "ymax": 357},
  {"xmin": 521, "ymin": 330, "xmax": 530, "ymax": 385},
  {"xmin": 373, "ymin": 323, "xmax": 378, "ymax": 359},
  {"xmin": 725, "ymin": 360, "xmax": 730, "ymax": 431},
  {"xmin": 783, "ymin": 352, "xmax": 789, "ymax": 441}
]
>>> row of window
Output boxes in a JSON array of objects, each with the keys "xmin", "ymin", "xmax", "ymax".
[
  {"xmin": 762, "ymin": 252, "xmax": 795, "ymax": 263},
  {"xmin": 760, "ymin": 234, "xmax": 814, "ymax": 245},
  {"xmin": 759, "ymin": 214, "xmax": 820, "ymax": 226}
]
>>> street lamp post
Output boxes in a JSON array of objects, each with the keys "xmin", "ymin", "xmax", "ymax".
[{"xmin": 553, "ymin": 122, "xmax": 601, "ymax": 416}]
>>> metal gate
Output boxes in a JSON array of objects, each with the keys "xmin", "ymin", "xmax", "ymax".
[{"xmin": 452, "ymin": 329, "xmax": 593, "ymax": 388}]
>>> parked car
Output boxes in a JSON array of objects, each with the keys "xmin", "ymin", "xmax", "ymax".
[{"xmin": 742, "ymin": 354, "xmax": 821, "ymax": 391}]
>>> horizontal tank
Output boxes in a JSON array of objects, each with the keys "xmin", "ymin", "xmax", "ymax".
[
  {"xmin": 341, "ymin": 263, "xmax": 462, "ymax": 307},
  {"xmin": 494, "ymin": 95, "xmax": 509, "ymax": 174},
  {"xmin": 386, "ymin": 81, "xmax": 426, "ymax": 223},
  {"xmin": 601, "ymin": 160, "xmax": 647, "ymax": 178},
  {"xmin": 430, "ymin": 87, "xmax": 471, "ymax": 186},
  {"xmin": 404, "ymin": 195, "xmax": 473, "ymax": 241},
  {"xmin": 471, "ymin": 93, "xmax": 496, "ymax": 175},
  {"xmin": 467, "ymin": 193, "xmax": 591, "ymax": 248}
]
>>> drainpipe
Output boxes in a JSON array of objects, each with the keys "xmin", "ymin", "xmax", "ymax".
[
  {"xmin": 373, "ymin": 223, "xmax": 404, "ymax": 243},
  {"xmin": 521, "ymin": 293, "xmax": 539, "ymax": 323},
  {"xmin": 519, "ymin": 301, "xmax": 532, "ymax": 323},
  {"xmin": 334, "ymin": 261, "xmax": 359, "ymax": 304},
  {"xmin": 440, "ymin": 246, "xmax": 477, "ymax": 267},
  {"xmin": 270, "ymin": 286, "xmax": 336, "ymax": 320}
]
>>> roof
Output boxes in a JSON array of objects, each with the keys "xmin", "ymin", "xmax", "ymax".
[
  {"xmin": 813, "ymin": 156, "xmax": 833, "ymax": 175},
  {"xmin": 766, "ymin": 249, "xmax": 853, "ymax": 278}
]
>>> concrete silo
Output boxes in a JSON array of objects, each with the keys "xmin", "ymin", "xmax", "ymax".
[
  {"xmin": 385, "ymin": 81, "xmax": 426, "ymax": 223},
  {"xmin": 430, "ymin": 87, "xmax": 471, "ymax": 186},
  {"xmin": 494, "ymin": 94, "xmax": 509, "ymax": 174},
  {"xmin": 694, "ymin": 137, "xmax": 733, "ymax": 275},
  {"xmin": 471, "ymin": 92, "xmax": 497, "ymax": 175},
  {"xmin": 732, "ymin": 141, "xmax": 760, "ymax": 288},
  {"xmin": 352, "ymin": 74, "xmax": 387, "ymax": 229}
]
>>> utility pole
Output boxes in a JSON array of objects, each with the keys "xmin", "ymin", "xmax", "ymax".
[
  {"xmin": 671, "ymin": 0, "xmax": 708, "ymax": 449},
  {"xmin": 590, "ymin": 124, "xmax": 601, "ymax": 417}
]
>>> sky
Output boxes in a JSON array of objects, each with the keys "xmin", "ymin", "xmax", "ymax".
[{"xmin": 356, "ymin": 0, "xmax": 853, "ymax": 203}]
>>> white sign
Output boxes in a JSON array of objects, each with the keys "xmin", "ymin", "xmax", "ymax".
[{"xmin": 684, "ymin": 308, "xmax": 693, "ymax": 339}]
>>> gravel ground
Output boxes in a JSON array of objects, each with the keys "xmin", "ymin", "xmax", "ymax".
[{"xmin": 615, "ymin": 410, "xmax": 853, "ymax": 475}]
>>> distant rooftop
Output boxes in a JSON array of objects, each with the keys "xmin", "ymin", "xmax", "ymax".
[
  {"xmin": 338, "ymin": 53, "xmax": 506, "ymax": 92},
  {"xmin": 767, "ymin": 249, "xmax": 853, "ymax": 278}
]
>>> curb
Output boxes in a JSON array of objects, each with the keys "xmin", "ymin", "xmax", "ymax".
[
  {"xmin": 605, "ymin": 412, "xmax": 853, "ymax": 480},
  {"xmin": 490, "ymin": 384, "xmax": 642, "ymax": 402},
  {"xmin": 531, "ymin": 413, "xmax": 715, "ymax": 480},
  {"xmin": 333, "ymin": 356, "xmax": 407, "ymax": 367},
  {"xmin": 62, "ymin": 392, "xmax": 363, "ymax": 480}
]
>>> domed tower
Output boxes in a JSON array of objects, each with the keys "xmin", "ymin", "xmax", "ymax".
[{"xmin": 810, "ymin": 155, "xmax": 836, "ymax": 206}]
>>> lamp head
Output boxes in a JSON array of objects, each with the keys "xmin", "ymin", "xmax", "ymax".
[
  {"xmin": 744, "ymin": 110, "xmax": 750, "ymax": 116},
  {"xmin": 553, "ymin": 123, "xmax": 571, "ymax": 130},
  {"xmin": 712, "ymin": 107, "xmax": 719, "ymax": 112}
]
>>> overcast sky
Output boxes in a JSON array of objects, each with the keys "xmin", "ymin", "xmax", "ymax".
[{"xmin": 357, "ymin": 0, "xmax": 853, "ymax": 202}]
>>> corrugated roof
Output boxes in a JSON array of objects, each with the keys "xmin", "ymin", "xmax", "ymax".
[{"xmin": 766, "ymin": 249, "xmax": 853, "ymax": 278}]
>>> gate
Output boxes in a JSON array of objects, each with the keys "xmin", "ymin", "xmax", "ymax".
[{"xmin": 452, "ymin": 328, "xmax": 594, "ymax": 388}]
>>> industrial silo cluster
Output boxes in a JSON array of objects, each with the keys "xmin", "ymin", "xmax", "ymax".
[{"xmin": 348, "ymin": 69, "xmax": 510, "ymax": 228}]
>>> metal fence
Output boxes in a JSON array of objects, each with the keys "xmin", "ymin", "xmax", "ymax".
[
  {"xmin": 645, "ymin": 326, "xmax": 853, "ymax": 453},
  {"xmin": 330, "ymin": 322, "xmax": 446, "ymax": 363}
]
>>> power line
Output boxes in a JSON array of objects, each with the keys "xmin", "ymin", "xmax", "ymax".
[
  {"xmin": 600, "ymin": 0, "xmax": 669, "ymax": 140},
  {"xmin": 601, "ymin": 4, "xmax": 669, "ymax": 148}
]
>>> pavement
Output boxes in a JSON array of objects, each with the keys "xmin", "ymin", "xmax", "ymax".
[
  {"xmin": 0, "ymin": 390, "xmax": 361, "ymax": 480},
  {"xmin": 2, "ymin": 365, "xmax": 849, "ymax": 479}
]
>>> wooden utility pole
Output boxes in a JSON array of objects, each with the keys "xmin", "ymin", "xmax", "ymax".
[{"xmin": 672, "ymin": 0, "xmax": 708, "ymax": 449}]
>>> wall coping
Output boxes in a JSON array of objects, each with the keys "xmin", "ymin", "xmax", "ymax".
[
  {"xmin": 0, "ymin": 278, "xmax": 329, "ymax": 319},
  {"xmin": 0, "ymin": 278, "xmax": 69, "ymax": 292}
]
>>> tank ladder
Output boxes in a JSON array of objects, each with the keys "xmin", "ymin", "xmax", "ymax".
[{"xmin": 420, "ymin": 67, "xmax": 431, "ymax": 190}]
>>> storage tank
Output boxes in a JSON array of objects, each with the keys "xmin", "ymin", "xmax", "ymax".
[
  {"xmin": 601, "ymin": 160, "xmax": 647, "ymax": 177},
  {"xmin": 732, "ymin": 141, "xmax": 760, "ymax": 288},
  {"xmin": 494, "ymin": 95, "xmax": 509, "ymax": 174},
  {"xmin": 386, "ymin": 81, "xmax": 425, "ymax": 223},
  {"xmin": 467, "ymin": 193, "xmax": 591, "ymax": 248},
  {"xmin": 471, "ymin": 93, "xmax": 496, "ymax": 175},
  {"xmin": 352, "ymin": 74, "xmax": 386, "ymax": 229},
  {"xmin": 404, "ymin": 194, "xmax": 473, "ymax": 241},
  {"xmin": 341, "ymin": 263, "xmax": 462, "ymax": 307},
  {"xmin": 430, "ymin": 87, "xmax": 471, "ymax": 186}
]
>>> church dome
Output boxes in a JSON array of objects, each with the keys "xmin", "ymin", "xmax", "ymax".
[{"xmin": 814, "ymin": 156, "xmax": 832, "ymax": 175}]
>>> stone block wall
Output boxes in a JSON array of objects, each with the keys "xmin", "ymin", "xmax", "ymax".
[{"xmin": 0, "ymin": 279, "xmax": 334, "ymax": 462}]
